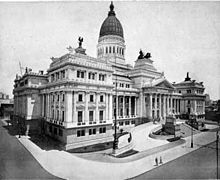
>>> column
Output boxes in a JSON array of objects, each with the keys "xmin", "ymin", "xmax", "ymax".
[
  {"xmin": 106, "ymin": 93, "xmax": 109, "ymax": 121},
  {"xmin": 58, "ymin": 93, "xmax": 61, "ymax": 121},
  {"xmin": 73, "ymin": 91, "xmax": 77, "ymax": 123},
  {"xmin": 129, "ymin": 96, "xmax": 131, "ymax": 117},
  {"xmin": 166, "ymin": 95, "xmax": 169, "ymax": 115},
  {"xmin": 170, "ymin": 96, "xmax": 173, "ymax": 114},
  {"xmin": 173, "ymin": 98, "xmax": 176, "ymax": 114},
  {"xmin": 203, "ymin": 101, "xmax": 205, "ymax": 114},
  {"xmin": 159, "ymin": 94, "xmax": 162, "ymax": 119},
  {"xmin": 194, "ymin": 100, "xmax": 197, "ymax": 114},
  {"xmin": 46, "ymin": 94, "xmax": 49, "ymax": 118},
  {"xmin": 154, "ymin": 94, "xmax": 157, "ymax": 118},
  {"xmin": 42, "ymin": 94, "xmax": 45, "ymax": 117},
  {"xmin": 84, "ymin": 92, "xmax": 88, "ymax": 123},
  {"xmin": 163, "ymin": 95, "xmax": 166, "ymax": 118},
  {"xmin": 149, "ymin": 94, "xmax": 152, "ymax": 119},
  {"xmin": 96, "ymin": 92, "xmax": 99, "ymax": 122},
  {"xmin": 65, "ymin": 91, "xmax": 73, "ymax": 123},
  {"xmin": 123, "ymin": 96, "xmax": 125, "ymax": 118},
  {"xmin": 134, "ymin": 97, "xmax": 137, "ymax": 116}
]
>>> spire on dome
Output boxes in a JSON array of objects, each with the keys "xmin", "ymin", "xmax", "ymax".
[{"xmin": 108, "ymin": 1, "xmax": 115, "ymax": 16}]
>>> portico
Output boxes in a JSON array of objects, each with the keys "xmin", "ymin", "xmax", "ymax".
[{"xmin": 143, "ymin": 78, "xmax": 182, "ymax": 120}]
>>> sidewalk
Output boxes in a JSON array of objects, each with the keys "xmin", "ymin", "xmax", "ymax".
[{"xmin": 15, "ymin": 122, "xmax": 217, "ymax": 180}]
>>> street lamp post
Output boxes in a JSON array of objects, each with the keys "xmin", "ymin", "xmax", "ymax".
[
  {"xmin": 217, "ymin": 130, "xmax": 219, "ymax": 180},
  {"xmin": 190, "ymin": 114, "xmax": 194, "ymax": 148}
]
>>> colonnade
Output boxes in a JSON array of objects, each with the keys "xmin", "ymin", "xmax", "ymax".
[
  {"xmin": 146, "ymin": 93, "xmax": 181, "ymax": 119},
  {"xmin": 113, "ymin": 95, "xmax": 138, "ymax": 119},
  {"xmin": 42, "ymin": 91, "xmax": 113, "ymax": 126}
]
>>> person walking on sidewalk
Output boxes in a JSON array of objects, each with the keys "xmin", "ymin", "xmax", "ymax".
[
  {"xmin": 155, "ymin": 157, "xmax": 158, "ymax": 166},
  {"xmin": 159, "ymin": 156, "xmax": 163, "ymax": 164}
]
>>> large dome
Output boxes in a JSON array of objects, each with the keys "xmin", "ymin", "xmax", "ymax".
[{"xmin": 99, "ymin": 2, "xmax": 124, "ymax": 38}]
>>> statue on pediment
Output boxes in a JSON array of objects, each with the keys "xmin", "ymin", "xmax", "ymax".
[
  {"xmin": 78, "ymin": 37, "xmax": 83, "ymax": 48},
  {"xmin": 67, "ymin": 45, "xmax": 73, "ymax": 53},
  {"xmin": 138, "ymin": 49, "xmax": 144, "ymax": 59},
  {"xmin": 144, "ymin": 52, "xmax": 151, "ymax": 59}
]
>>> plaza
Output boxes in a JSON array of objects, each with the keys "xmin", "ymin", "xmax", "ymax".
[{"xmin": 1, "ymin": 117, "xmax": 219, "ymax": 180}]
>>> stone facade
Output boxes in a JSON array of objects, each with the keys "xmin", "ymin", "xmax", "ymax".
[{"xmin": 13, "ymin": 2, "xmax": 206, "ymax": 150}]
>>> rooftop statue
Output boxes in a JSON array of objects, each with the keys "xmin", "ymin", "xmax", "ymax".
[
  {"xmin": 144, "ymin": 52, "xmax": 151, "ymax": 59},
  {"xmin": 138, "ymin": 49, "xmax": 144, "ymax": 59},
  {"xmin": 66, "ymin": 45, "xmax": 73, "ymax": 53},
  {"xmin": 78, "ymin": 37, "xmax": 83, "ymax": 48},
  {"xmin": 184, "ymin": 72, "xmax": 191, "ymax": 81}
]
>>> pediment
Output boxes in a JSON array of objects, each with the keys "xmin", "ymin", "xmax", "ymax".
[{"xmin": 154, "ymin": 80, "xmax": 174, "ymax": 89}]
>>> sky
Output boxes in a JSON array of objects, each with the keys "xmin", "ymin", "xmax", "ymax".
[{"xmin": 0, "ymin": 1, "xmax": 219, "ymax": 100}]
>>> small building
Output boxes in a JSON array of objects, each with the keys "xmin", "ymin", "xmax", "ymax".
[{"xmin": 0, "ymin": 92, "xmax": 13, "ymax": 118}]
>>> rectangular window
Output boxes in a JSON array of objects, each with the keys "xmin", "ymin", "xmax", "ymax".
[
  {"xmin": 90, "ymin": 95, "xmax": 94, "ymax": 102},
  {"xmin": 51, "ymin": 74, "xmax": 54, "ymax": 82},
  {"xmin": 92, "ymin": 73, "xmax": 95, "ymax": 80},
  {"xmin": 99, "ymin": 127, "xmax": 106, "ymax": 134},
  {"xmin": 77, "ymin": 70, "xmax": 80, "ymax": 78},
  {"xmin": 99, "ymin": 110, "xmax": 104, "ymax": 121},
  {"xmin": 99, "ymin": 74, "xmax": 105, "ymax": 81},
  {"xmin": 52, "ymin": 110, "xmax": 54, "ymax": 118},
  {"xmin": 119, "ymin": 122, "xmax": 123, "ymax": 126},
  {"xmin": 89, "ymin": 111, "xmax": 93, "ymax": 122},
  {"xmin": 59, "ymin": 129, "xmax": 63, "ymax": 136},
  {"xmin": 100, "ymin": 95, "xmax": 104, "ymax": 102},
  {"xmin": 81, "ymin": 71, "xmax": 84, "ymax": 78},
  {"xmin": 57, "ymin": 110, "xmax": 59, "ymax": 120},
  {"xmin": 57, "ymin": 95, "xmax": 59, "ymax": 102},
  {"xmin": 125, "ymin": 121, "xmax": 130, "ymax": 125},
  {"xmin": 62, "ymin": 111, "xmax": 65, "ymax": 122},
  {"xmin": 89, "ymin": 129, "xmax": 92, "ymax": 135},
  {"xmin": 78, "ymin": 94, "xmax": 83, "ymax": 102},
  {"xmin": 77, "ymin": 130, "xmax": 81, "ymax": 137},
  {"xmin": 120, "ymin": 97, "xmax": 123, "ymax": 103},
  {"xmin": 78, "ymin": 111, "xmax": 83, "ymax": 122},
  {"xmin": 62, "ymin": 94, "xmax": 65, "ymax": 102},
  {"xmin": 77, "ymin": 129, "xmax": 85, "ymax": 137},
  {"xmin": 88, "ymin": 72, "xmax": 95, "ymax": 80},
  {"xmin": 89, "ymin": 129, "xmax": 96, "ymax": 135},
  {"xmin": 54, "ymin": 128, "xmax": 57, "ymax": 135},
  {"xmin": 49, "ymin": 125, "xmax": 52, "ymax": 133},
  {"xmin": 62, "ymin": 70, "xmax": 65, "ymax": 78}
]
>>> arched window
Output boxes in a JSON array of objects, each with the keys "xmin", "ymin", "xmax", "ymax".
[
  {"xmin": 122, "ymin": 49, "xmax": 124, "ymax": 55},
  {"xmin": 106, "ymin": 47, "xmax": 108, "ymax": 54},
  {"xmin": 109, "ymin": 46, "xmax": 111, "ymax": 53},
  {"xmin": 113, "ymin": 46, "xmax": 115, "ymax": 53}
]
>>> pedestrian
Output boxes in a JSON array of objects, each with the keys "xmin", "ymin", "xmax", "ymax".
[
  {"xmin": 159, "ymin": 156, "xmax": 163, "ymax": 164},
  {"xmin": 155, "ymin": 157, "xmax": 158, "ymax": 166}
]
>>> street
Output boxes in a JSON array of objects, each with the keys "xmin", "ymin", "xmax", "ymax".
[
  {"xmin": 132, "ymin": 141, "xmax": 220, "ymax": 179},
  {"xmin": 0, "ymin": 119, "xmax": 61, "ymax": 179}
]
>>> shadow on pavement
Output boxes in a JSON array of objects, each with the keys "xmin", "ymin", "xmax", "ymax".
[{"xmin": 28, "ymin": 134, "xmax": 63, "ymax": 151}]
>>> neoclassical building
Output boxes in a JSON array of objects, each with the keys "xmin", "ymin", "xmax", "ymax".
[{"xmin": 13, "ymin": 2, "xmax": 205, "ymax": 150}]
